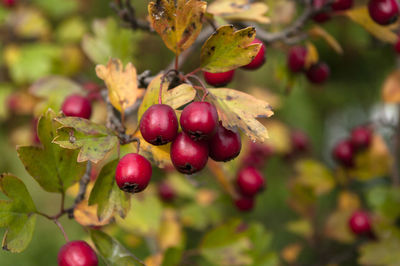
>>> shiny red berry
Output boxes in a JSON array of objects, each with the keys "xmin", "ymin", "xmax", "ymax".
[
  {"xmin": 332, "ymin": 0, "xmax": 353, "ymax": 11},
  {"xmin": 140, "ymin": 104, "xmax": 178, "ymax": 145},
  {"xmin": 234, "ymin": 196, "xmax": 255, "ymax": 212},
  {"xmin": 368, "ymin": 0, "xmax": 399, "ymax": 25},
  {"xmin": 291, "ymin": 130, "xmax": 310, "ymax": 153},
  {"xmin": 58, "ymin": 240, "xmax": 98, "ymax": 266},
  {"xmin": 306, "ymin": 62, "xmax": 330, "ymax": 84},
  {"xmin": 209, "ymin": 122, "xmax": 241, "ymax": 162},
  {"xmin": 287, "ymin": 46, "xmax": 308, "ymax": 73},
  {"xmin": 61, "ymin": 94, "xmax": 92, "ymax": 119},
  {"xmin": 349, "ymin": 211, "xmax": 372, "ymax": 235},
  {"xmin": 333, "ymin": 139, "xmax": 354, "ymax": 168},
  {"xmin": 350, "ymin": 126, "xmax": 372, "ymax": 150},
  {"xmin": 158, "ymin": 182, "xmax": 175, "ymax": 202},
  {"xmin": 170, "ymin": 132, "xmax": 209, "ymax": 174},
  {"xmin": 203, "ymin": 70, "xmax": 235, "ymax": 87},
  {"xmin": 242, "ymin": 38, "xmax": 266, "ymax": 70},
  {"xmin": 115, "ymin": 153, "xmax": 152, "ymax": 193},
  {"xmin": 236, "ymin": 167, "xmax": 265, "ymax": 196},
  {"xmin": 180, "ymin": 102, "xmax": 218, "ymax": 141}
]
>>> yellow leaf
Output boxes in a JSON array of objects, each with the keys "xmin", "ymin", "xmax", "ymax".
[
  {"xmin": 338, "ymin": 191, "xmax": 361, "ymax": 211},
  {"xmin": 262, "ymin": 120, "xmax": 291, "ymax": 154},
  {"xmin": 304, "ymin": 42, "xmax": 319, "ymax": 69},
  {"xmin": 157, "ymin": 209, "xmax": 183, "ymax": 251},
  {"xmin": 345, "ymin": 7, "xmax": 398, "ymax": 44},
  {"xmin": 286, "ymin": 219, "xmax": 313, "ymax": 238},
  {"xmin": 7, "ymin": 7, "xmax": 50, "ymax": 39},
  {"xmin": 207, "ymin": 88, "xmax": 274, "ymax": 142},
  {"xmin": 281, "ymin": 243, "xmax": 302, "ymax": 264},
  {"xmin": 135, "ymin": 131, "xmax": 172, "ymax": 168},
  {"xmin": 308, "ymin": 25, "xmax": 343, "ymax": 54},
  {"xmin": 208, "ymin": 0, "xmax": 270, "ymax": 24},
  {"xmin": 95, "ymin": 59, "xmax": 145, "ymax": 112},
  {"xmin": 73, "ymin": 200, "xmax": 112, "ymax": 227},
  {"xmin": 148, "ymin": 0, "xmax": 207, "ymax": 54},
  {"xmin": 144, "ymin": 253, "xmax": 163, "ymax": 266},
  {"xmin": 382, "ymin": 70, "xmax": 400, "ymax": 103},
  {"xmin": 196, "ymin": 189, "xmax": 217, "ymax": 206}
]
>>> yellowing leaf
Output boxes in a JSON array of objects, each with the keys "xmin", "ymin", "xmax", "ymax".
[
  {"xmin": 345, "ymin": 7, "xmax": 398, "ymax": 44},
  {"xmin": 308, "ymin": 25, "xmax": 343, "ymax": 54},
  {"xmin": 74, "ymin": 200, "xmax": 112, "ymax": 227},
  {"xmin": 262, "ymin": 120, "xmax": 291, "ymax": 154},
  {"xmin": 157, "ymin": 209, "xmax": 183, "ymax": 251},
  {"xmin": 382, "ymin": 70, "xmax": 400, "ymax": 103},
  {"xmin": 286, "ymin": 219, "xmax": 313, "ymax": 239},
  {"xmin": 200, "ymin": 25, "xmax": 261, "ymax": 72},
  {"xmin": 135, "ymin": 131, "xmax": 172, "ymax": 168},
  {"xmin": 338, "ymin": 191, "xmax": 361, "ymax": 211},
  {"xmin": 207, "ymin": 88, "xmax": 274, "ymax": 142},
  {"xmin": 7, "ymin": 7, "xmax": 50, "ymax": 39},
  {"xmin": 304, "ymin": 42, "xmax": 319, "ymax": 69},
  {"xmin": 281, "ymin": 243, "xmax": 302, "ymax": 264},
  {"xmin": 96, "ymin": 59, "xmax": 145, "ymax": 112},
  {"xmin": 207, "ymin": 0, "xmax": 270, "ymax": 24},
  {"xmin": 148, "ymin": 0, "xmax": 207, "ymax": 54}
]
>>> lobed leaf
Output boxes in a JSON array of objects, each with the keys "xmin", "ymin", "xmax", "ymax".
[
  {"xmin": 207, "ymin": 88, "xmax": 273, "ymax": 142},
  {"xmin": 148, "ymin": 0, "xmax": 207, "ymax": 54},
  {"xmin": 17, "ymin": 109, "xmax": 86, "ymax": 193},
  {"xmin": 200, "ymin": 25, "xmax": 261, "ymax": 72},
  {"xmin": 89, "ymin": 159, "xmax": 130, "ymax": 221},
  {"xmin": 73, "ymin": 200, "xmax": 112, "ymax": 227},
  {"xmin": 0, "ymin": 174, "xmax": 36, "ymax": 253},
  {"xmin": 53, "ymin": 116, "xmax": 119, "ymax": 164}
]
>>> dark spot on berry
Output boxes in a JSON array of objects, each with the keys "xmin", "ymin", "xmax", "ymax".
[
  {"xmin": 154, "ymin": 136, "xmax": 167, "ymax": 145},
  {"xmin": 122, "ymin": 182, "xmax": 138, "ymax": 193},
  {"xmin": 179, "ymin": 163, "xmax": 194, "ymax": 174}
]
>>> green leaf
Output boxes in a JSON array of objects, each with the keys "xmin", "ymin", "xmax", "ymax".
[
  {"xmin": 366, "ymin": 186, "xmax": 400, "ymax": 221},
  {"xmin": 0, "ymin": 83, "xmax": 13, "ymax": 121},
  {"xmin": 90, "ymin": 229, "xmax": 144, "ymax": 266},
  {"xmin": 89, "ymin": 159, "xmax": 130, "ymax": 221},
  {"xmin": 137, "ymin": 73, "xmax": 197, "ymax": 122},
  {"xmin": 32, "ymin": 0, "xmax": 78, "ymax": 18},
  {"xmin": 17, "ymin": 109, "xmax": 86, "ymax": 193},
  {"xmin": 207, "ymin": 88, "xmax": 273, "ymax": 142},
  {"xmin": 0, "ymin": 174, "xmax": 36, "ymax": 253},
  {"xmin": 29, "ymin": 76, "xmax": 83, "ymax": 114},
  {"xmin": 56, "ymin": 16, "xmax": 87, "ymax": 44},
  {"xmin": 53, "ymin": 117, "xmax": 119, "ymax": 163},
  {"xmin": 162, "ymin": 247, "xmax": 184, "ymax": 266},
  {"xmin": 82, "ymin": 18, "xmax": 142, "ymax": 65},
  {"xmin": 200, "ymin": 25, "xmax": 261, "ymax": 72}
]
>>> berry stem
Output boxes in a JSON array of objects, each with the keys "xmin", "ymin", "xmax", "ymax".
[
  {"xmin": 185, "ymin": 74, "xmax": 209, "ymax": 101},
  {"xmin": 184, "ymin": 67, "xmax": 201, "ymax": 78},
  {"xmin": 54, "ymin": 219, "xmax": 69, "ymax": 243},
  {"xmin": 208, "ymin": 160, "xmax": 238, "ymax": 199},
  {"xmin": 175, "ymin": 55, "xmax": 179, "ymax": 71}
]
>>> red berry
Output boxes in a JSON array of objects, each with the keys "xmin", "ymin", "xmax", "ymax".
[
  {"xmin": 287, "ymin": 46, "xmax": 308, "ymax": 73},
  {"xmin": 61, "ymin": 94, "xmax": 92, "ymax": 119},
  {"xmin": 313, "ymin": 12, "xmax": 332, "ymax": 23},
  {"xmin": 395, "ymin": 37, "xmax": 400, "ymax": 53},
  {"xmin": 115, "ymin": 153, "xmax": 152, "ymax": 193},
  {"xmin": 236, "ymin": 167, "xmax": 265, "ymax": 196},
  {"xmin": 180, "ymin": 102, "xmax": 218, "ymax": 141},
  {"xmin": 242, "ymin": 142, "xmax": 274, "ymax": 169},
  {"xmin": 234, "ymin": 196, "xmax": 254, "ymax": 212},
  {"xmin": 333, "ymin": 139, "xmax": 354, "ymax": 168},
  {"xmin": 158, "ymin": 182, "xmax": 175, "ymax": 202},
  {"xmin": 291, "ymin": 130, "xmax": 310, "ymax": 153},
  {"xmin": 332, "ymin": 0, "xmax": 353, "ymax": 11},
  {"xmin": 350, "ymin": 126, "xmax": 372, "ymax": 150},
  {"xmin": 209, "ymin": 122, "xmax": 241, "ymax": 162},
  {"xmin": 2, "ymin": 0, "xmax": 16, "ymax": 7},
  {"xmin": 58, "ymin": 240, "xmax": 98, "ymax": 266},
  {"xmin": 241, "ymin": 38, "xmax": 266, "ymax": 70},
  {"xmin": 140, "ymin": 104, "xmax": 178, "ymax": 145},
  {"xmin": 83, "ymin": 82, "xmax": 100, "ymax": 92},
  {"xmin": 349, "ymin": 211, "xmax": 372, "ymax": 235},
  {"xmin": 368, "ymin": 0, "xmax": 399, "ymax": 25},
  {"xmin": 203, "ymin": 70, "xmax": 235, "ymax": 87},
  {"xmin": 170, "ymin": 132, "xmax": 209, "ymax": 174},
  {"xmin": 306, "ymin": 62, "xmax": 330, "ymax": 84}
]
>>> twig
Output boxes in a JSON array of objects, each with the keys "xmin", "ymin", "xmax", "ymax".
[
  {"xmin": 54, "ymin": 219, "xmax": 69, "ymax": 243},
  {"xmin": 74, "ymin": 161, "xmax": 92, "ymax": 205},
  {"xmin": 111, "ymin": 0, "xmax": 152, "ymax": 32}
]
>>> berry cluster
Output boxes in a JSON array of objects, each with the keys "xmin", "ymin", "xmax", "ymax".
[
  {"xmin": 332, "ymin": 125, "xmax": 373, "ymax": 168},
  {"xmin": 287, "ymin": 46, "xmax": 330, "ymax": 84},
  {"xmin": 312, "ymin": 0, "xmax": 354, "ymax": 23},
  {"xmin": 203, "ymin": 38, "xmax": 266, "ymax": 87}
]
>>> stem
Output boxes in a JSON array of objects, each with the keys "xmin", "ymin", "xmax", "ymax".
[
  {"xmin": 392, "ymin": 104, "xmax": 400, "ymax": 187},
  {"xmin": 208, "ymin": 160, "xmax": 238, "ymax": 199},
  {"xmin": 54, "ymin": 219, "xmax": 69, "ymax": 243},
  {"xmin": 185, "ymin": 75, "xmax": 209, "ymax": 101},
  {"xmin": 175, "ymin": 55, "xmax": 179, "ymax": 71},
  {"xmin": 74, "ymin": 162, "xmax": 92, "ymax": 205},
  {"xmin": 36, "ymin": 212, "xmax": 69, "ymax": 242},
  {"xmin": 184, "ymin": 67, "xmax": 201, "ymax": 78}
]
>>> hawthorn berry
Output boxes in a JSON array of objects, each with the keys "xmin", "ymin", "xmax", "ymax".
[
  {"xmin": 306, "ymin": 62, "xmax": 330, "ymax": 84},
  {"xmin": 287, "ymin": 46, "xmax": 308, "ymax": 73},
  {"xmin": 180, "ymin": 101, "xmax": 218, "ymax": 140},
  {"xmin": 58, "ymin": 240, "xmax": 98, "ymax": 266},
  {"xmin": 331, "ymin": 0, "xmax": 353, "ymax": 11},
  {"xmin": 115, "ymin": 153, "xmax": 152, "ymax": 193},
  {"xmin": 395, "ymin": 37, "xmax": 400, "ymax": 53},
  {"xmin": 241, "ymin": 38, "xmax": 266, "ymax": 70},
  {"xmin": 2, "ymin": 0, "xmax": 16, "ymax": 7},
  {"xmin": 236, "ymin": 166, "xmax": 265, "ymax": 196},
  {"xmin": 140, "ymin": 104, "xmax": 178, "ymax": 145},
  {"xmin": 234, "ymin": 196, "xmax": 255, "ymax": 212},
  {"xmin": 170, "ymin": 132, "xmax": 209, "ymax": 174},
  {"xmin": 291, "ymin": 130, "xmax": 310, "ymax": 153},
  {"xmin": 203, "ymin": 70, "xmax": 235, "ymax": 87},
  {"xmin": 242, "ymin": 142, "xmax": 274, "ymax": 169},
  {"xmin": 349, "ymin": 211, "xmax": 372, "ymax": 235},
  {"xmin": 209, "ymin": 122, "xmax": 241, "ymax": 162},
  {"xmin": 158, "ymin": 182, "xmax": 175, "ymax": 202},
  {"xmin": 350, "ymin": 126, "xmax": 372, "ymax": 150},
  {"xmin": 312, "ymin": 0, "xmax": 331, "ymax": 23},
  {"xmin": 368, "ymin": 0, "xmax": 399, "ymax": 25},
  {"xmin": 333, "ymin": 139, "xmax": 354, "ymax": 168},
  {"xmin": 61, "ymin": 94, "xmax": 92, "ymax": 119}
]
